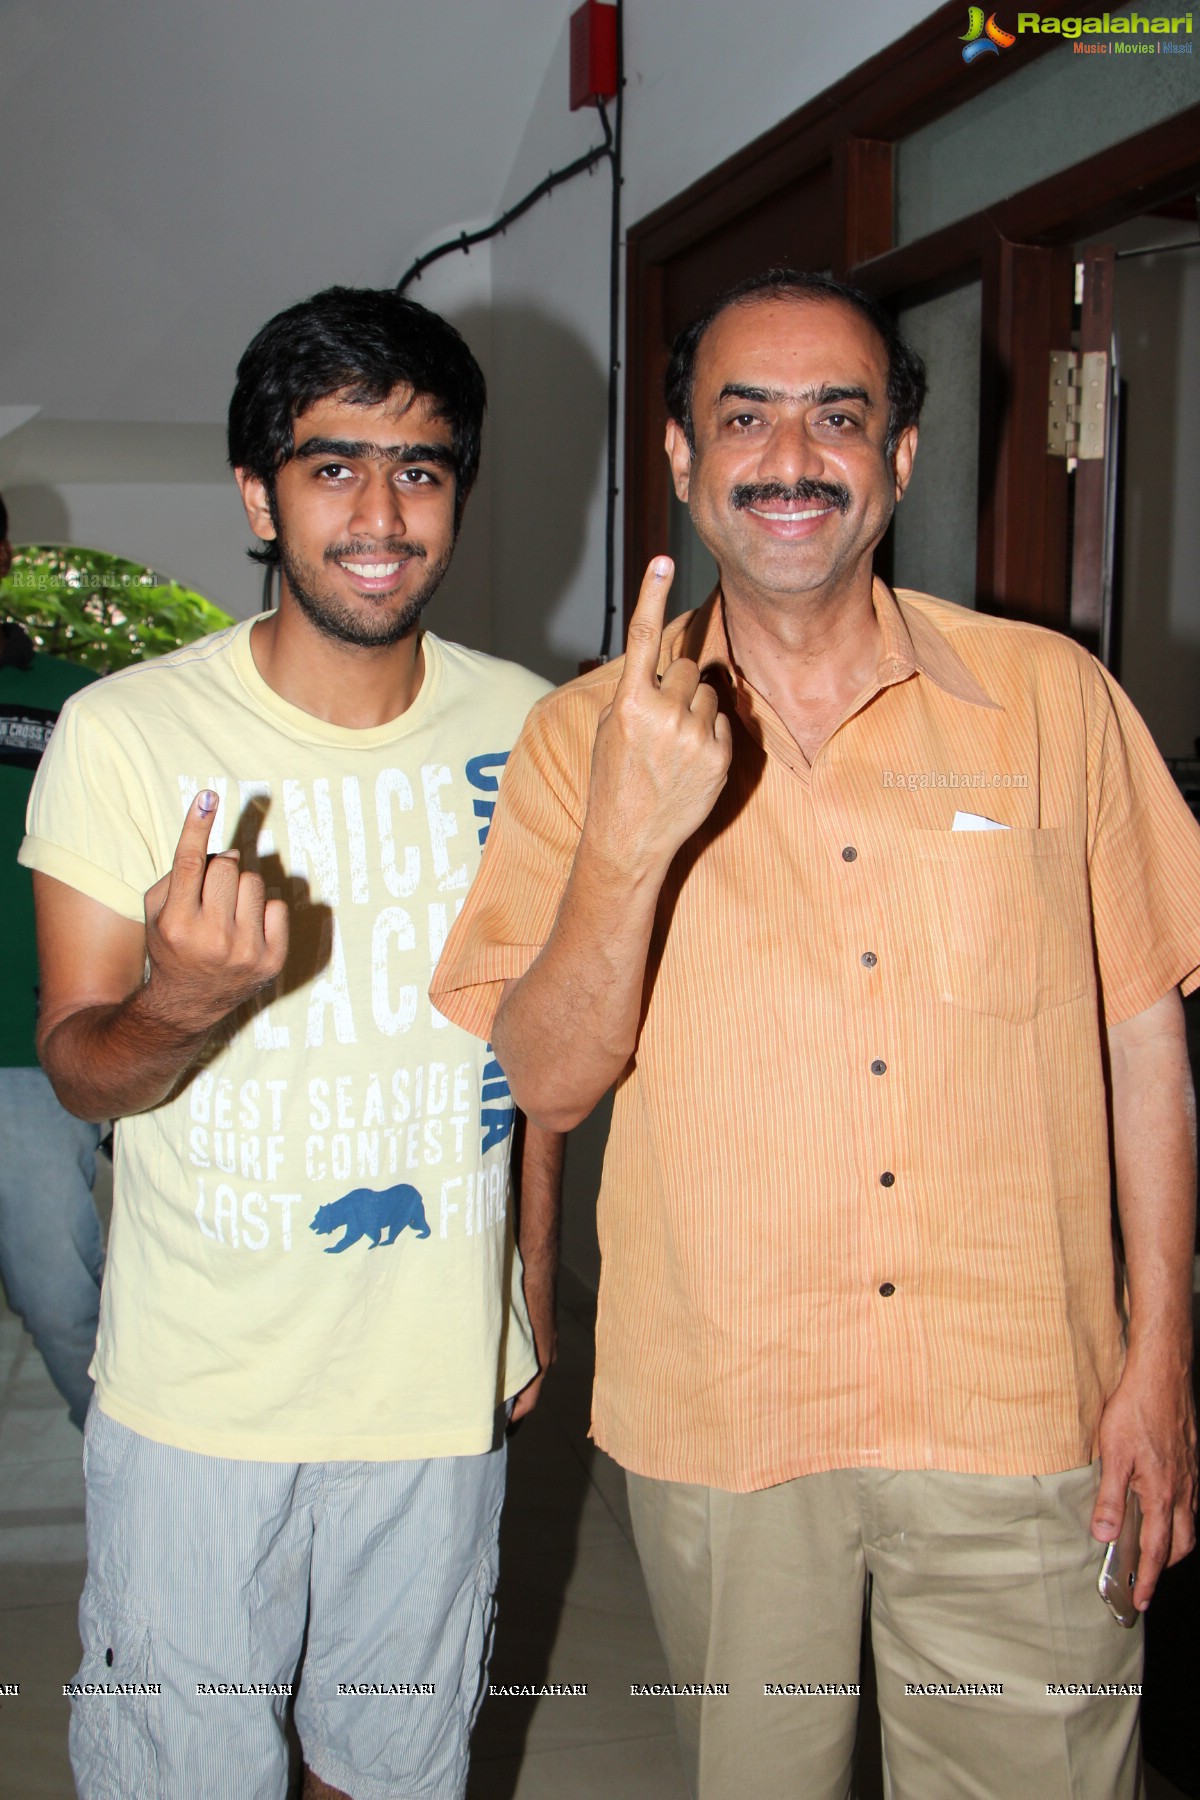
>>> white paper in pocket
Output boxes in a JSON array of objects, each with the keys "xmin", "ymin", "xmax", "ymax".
[{"xmin": 951, "ymin": 811, "xmax": 1010, "ymax": 832}]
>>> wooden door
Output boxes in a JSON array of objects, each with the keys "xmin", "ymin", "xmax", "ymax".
[{"xmin": 1067, "ymin": 244, "xmax": 1118, "ymax": 664}]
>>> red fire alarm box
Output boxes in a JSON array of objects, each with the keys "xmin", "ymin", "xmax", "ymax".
[{"xmin": 569, "ymin": 1, "xmax": 618, "ymax": 110}]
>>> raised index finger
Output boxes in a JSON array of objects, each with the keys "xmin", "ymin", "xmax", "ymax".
[
  {"xmin": 617, "ymin": 556, "xmax": 674, "ymax": 690},
  {"xmin": 168, "ymin": 790, "xmax": 221, "ymax": 908}
]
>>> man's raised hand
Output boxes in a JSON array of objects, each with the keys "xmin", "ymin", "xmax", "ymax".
[
  {"xmin": 586, "ymin": 557, "xmax": 732, "ymax": 880},
  {"xmin": 142, "ymin": 791, "xmax": 289, "ymax": 1035}
]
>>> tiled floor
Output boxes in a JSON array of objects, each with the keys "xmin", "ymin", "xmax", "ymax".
[
  {"xmin": 0, "ymin": 1244, "xmax": 1194, "ymax": 1799},
  {"xmin": 0, "ymin": 1292, "xmax": 92, "ymax": 1796},
  {"xmin": 467, "ymin": 1276, "xmax": 686, "ymax": 1798}
]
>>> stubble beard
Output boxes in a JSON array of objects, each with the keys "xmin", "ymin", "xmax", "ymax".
[{"xmin": 278, "ymin": 537, "xmax": 454, "ymax": 649}]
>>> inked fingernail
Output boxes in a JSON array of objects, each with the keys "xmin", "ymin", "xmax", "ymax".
[
  {"xmin": 197, "ymin": 790, "xmax": 218, "ymax": 816},
  {"xmin": 651, "ymin": 557, "xmax": 671, "ymax": 579}
]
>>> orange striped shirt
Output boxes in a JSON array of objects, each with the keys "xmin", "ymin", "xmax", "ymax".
[{"xmin": 431, "ymin": 583, "xmax": 1200, "ymax": 1489}]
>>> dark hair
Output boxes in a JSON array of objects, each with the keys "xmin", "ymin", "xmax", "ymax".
[
  {"xmin": 0, "ymin": 490, "xmax": 8, "ymax": 542},
  {"xmin": 227, "ymin": 286, "xmax": 486, "ymax": 565},
  {"xmin": 664, "ymin": 267, "xmax": 926, "ymax": 459}
]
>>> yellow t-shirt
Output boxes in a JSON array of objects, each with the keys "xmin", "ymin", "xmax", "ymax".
[{"xmin": 20, "ymin": 618, "xmax": 550, "ymax": 1460}]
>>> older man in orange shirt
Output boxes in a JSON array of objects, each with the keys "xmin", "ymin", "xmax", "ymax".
[{"xmin": 431, "ymin": 269, "xmax": 1200, "ymax": 1799}]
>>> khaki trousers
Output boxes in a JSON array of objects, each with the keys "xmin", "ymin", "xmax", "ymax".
[{"xmin": 626, "ymin": 1464, "xmax": 1144, "ymax": 1800}]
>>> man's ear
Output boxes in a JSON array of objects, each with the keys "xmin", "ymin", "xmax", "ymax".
[
  {"xmin": 235, "ymin": 469, "xmax": 277, "ymax": 544},
  {"xmin": 892, "ymin": 426, "xmax": 918, "ymax": 502},
  {"xmin": 665, "ymin": 420, "xmax": 693, "ymax": 503}
]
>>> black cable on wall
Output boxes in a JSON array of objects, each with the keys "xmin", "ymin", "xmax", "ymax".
[
  {"xmin": 597, "ymin": 15, "xmax": 624, "ymax": 659},
  {"xmin": 398, "ymin": 0, "xmax": 625, "ymax": 664}
]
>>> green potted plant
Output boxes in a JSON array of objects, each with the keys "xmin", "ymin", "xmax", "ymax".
[{"xmin": 0, "ymin": 544, "xmax": 233, "ymax": 674}]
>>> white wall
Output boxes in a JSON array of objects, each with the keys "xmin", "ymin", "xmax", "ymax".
[
  {"xmin": 0, "ymin": 422, "xmax": 258, "ymax": 615},
  {"xmin": 1, "ymin": 479, "xmax": 259, "ymax": 618},
  {"xmin": 488, "ymin": 15, "xmax": 614, "ymax": 682},
  {"xmin": 1, "ymin": 0, "xmax": 565, "ymax": 427}
]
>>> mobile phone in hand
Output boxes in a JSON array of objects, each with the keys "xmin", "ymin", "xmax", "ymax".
[{"xmin": 1098, "ymin": 1490, "xmax": 1142, "ymax": 1628}]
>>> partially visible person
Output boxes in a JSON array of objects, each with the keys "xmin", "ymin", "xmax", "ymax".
[{"xmin": 0, "ymin": 492, "xmax": 102, "ymax": 1428}]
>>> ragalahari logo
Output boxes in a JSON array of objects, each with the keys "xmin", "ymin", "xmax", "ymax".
[{"xmin": 961, "ymin": 7, "xmax": 1017, "ymax": 57}]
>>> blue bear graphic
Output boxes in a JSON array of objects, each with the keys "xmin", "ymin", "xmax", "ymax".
[{"xmin": 309, "ymin": 1184, "xmax": 431, "ymax": 1253}]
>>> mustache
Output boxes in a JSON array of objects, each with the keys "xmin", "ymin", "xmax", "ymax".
[
  {"xmin": 324, "ymin": 539, "xmax": 427, "ymax": 563},
  {"xmin": 730, "ymin": 480, "xmax": 850, "ymax": 514}
]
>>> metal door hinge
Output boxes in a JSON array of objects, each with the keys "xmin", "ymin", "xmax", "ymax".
[{"xmin": 1047, "ymin": 349, "xmax": 1108, "ymax": 460}]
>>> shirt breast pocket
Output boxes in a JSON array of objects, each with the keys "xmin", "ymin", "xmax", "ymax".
[{"xmin": 913, "ymin": 827, "xmax": 1089, "ymax": 1024}]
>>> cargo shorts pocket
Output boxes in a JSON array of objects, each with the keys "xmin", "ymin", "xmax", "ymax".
[
  {"xmin": 82, "ymin": 1401, "xmax": 138, "ymax": 1492},
  {"xmin": 913, "ymin": 827, "xmax": 1089, "ymax": 1024},
  {"xmin": 68, "ymin": 1585, "xmax": 161, "ymax": 1800},
  {"xmin": 461, "ymin": 1545, "xmax": 501, "ymax": 1738}
]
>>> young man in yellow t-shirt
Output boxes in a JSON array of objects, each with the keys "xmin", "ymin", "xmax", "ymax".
[{"xmin": 22, "ymin": 288, "xmax": 562, "ymax": 1800}]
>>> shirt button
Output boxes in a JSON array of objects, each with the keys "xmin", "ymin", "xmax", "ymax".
[
  {"xmin": 841, "ymin": 845, "xmax": 858, "ymax": 862},
  {"xmin": 879, "ymin": 1282, "xmax": 896, "ymax": 1297},
  {"xmin": 861, "ymin": 951, "xmax": 878, "ymax": 968},
  {"xmin": 870, "ymin": 1059, "xmax": 887, "ymax": 1076},
  {"xmin": 879, "ymin": 1171, "xmax": 895, "ymax": 1187}
]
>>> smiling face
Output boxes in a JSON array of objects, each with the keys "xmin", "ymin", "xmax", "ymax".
[
  {"xmin": 666, "ymin": 295, "xmax": 917, "ymax": 613},
  {"xmin": 237, "ymin": 386, "xmax": 459, "ymax": 649}
]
